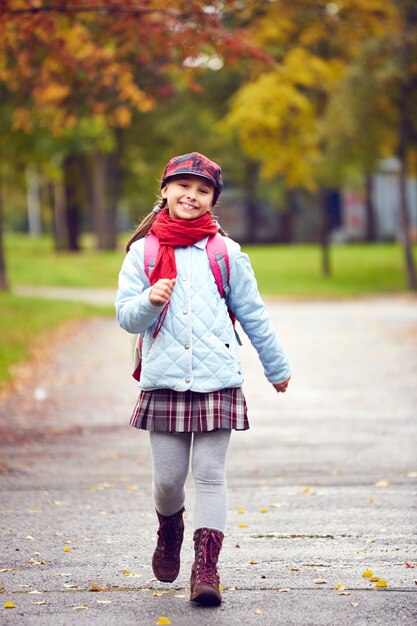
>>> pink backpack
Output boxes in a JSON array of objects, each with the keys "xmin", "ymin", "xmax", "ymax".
[{"xmin": 131, "ymin": 232, "xmax": 237, "ymax": 381}]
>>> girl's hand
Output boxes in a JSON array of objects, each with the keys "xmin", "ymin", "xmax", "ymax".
[
  {"xmin": 272, "ymin": 377, "xmax": 290, "ymax": 393},
  {"xmin": 149, "ymin": 278, "xmax": 176, "ymax": 305}
]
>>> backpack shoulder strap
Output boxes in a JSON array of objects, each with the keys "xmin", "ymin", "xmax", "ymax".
[
  {"xmin": 206, "ymin": 233, "xmax": 230, "ymax": 299},
  {"xmin": 144, "ymin": 232, "xmax": 159, "ymax": 279}
]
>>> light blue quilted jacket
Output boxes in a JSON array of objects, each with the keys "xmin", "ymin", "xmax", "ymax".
[{"xmin": 115, "ymin": 235, "xmax": 291, "ymax": 392}]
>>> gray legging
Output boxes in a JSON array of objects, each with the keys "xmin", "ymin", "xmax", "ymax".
[{"xmin": 149, "ymin": 430, "xmax": 231, "ymax": 532}]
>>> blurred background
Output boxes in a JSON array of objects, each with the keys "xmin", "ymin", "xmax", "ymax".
[{"xmin": 0, "ymin": 0, "xmax": 416, "ymax": 387}]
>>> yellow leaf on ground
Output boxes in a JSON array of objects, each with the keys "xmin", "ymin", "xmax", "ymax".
[
  {"xmin": 260, "ymin": 508, "xmax": 268, "ymax": 513},
  {"xmin": 250, "ymin": 560, "xmax": 257, "ymax": 565},
  {"xmin": 157, "ymin": 618, "xmax": 171, "ymax": 625},
  {"xmin": 333, "ymin": 584, "xmax": 345, "ymax": 590},
  {"xmin": 4, "ymin": 602, "xmax": 16, "ymax": 608},
  {"xmin": 63, "ymin": 546, "xmax": 71, "ymax": 553},
  {"xmin": 362, "ymin": 569, "xmax": 373, "ymax": 578},
  {"xmin": 237, "ymin": 508, "xmax": 245, "ymax": 514},
  {"xmin": 370, "ymin": 577, "xmax": 380, "ymax": 582},
  {"xmin": 72, "ymin": 605, "xmax": 88, "ymax": 610},
  {"xmin": 238, "ymin": 522, "xmax": 248, "ymax": 528},
  {"xmin": 254, "ymin": 607, "xmax": 262, "ymax": 614},
  {"xmin": 303, "ymin": 485, "xmax": 312, "ymax": 493},
  {"xmin": 375, "ymin": 579, "xmax": 387, "ymax": 587},
  {"xmin": 375, "ymin": 480, "xmax": 390, "ymax": 487},
  {"xmin": 89, "ymin": 584, "xmax": 105, "ymax": 592}
]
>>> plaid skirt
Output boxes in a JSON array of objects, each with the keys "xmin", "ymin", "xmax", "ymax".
[{"xmin": 130, "ymin": 387, "xmax": 249, "ymax": 432}]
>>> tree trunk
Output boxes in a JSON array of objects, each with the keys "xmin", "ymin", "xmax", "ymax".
[
  {"xmin": 244, "ymin": 160, "xmax": 260, "ymax": 243},
  {"xmin": 25, "ymin": 167, "xmax": 42, "ymax": 237},
  {"xmin": 91, "ymin": 130, "xmax": 123, "ymax": 250},
  {"xmin": 280, "ymin": 189, "xmax": 297, "ymax": 243},
  {"xmin": 63, "ymin": 156, "xmax": 82, "ymax": 252},
  {"xmin": 319, "ymin": 189, "xmax": 331, "ymax": 277},
  {"xmin": 0, "ymin": 178, "xmax": 8, "ymax": 291},
  {"xmin": 91, "ymin": 152, "xmax": 107, "ymax": 249},
  {"xmin": 398, "ymin": 51, "xmax": 417, "ymax": 289},
  {"xmin": 51, "ymin": 180, "xmax": 68, "ymax": 252},
  {"xmin": 364, "ymin": 174, "xmax": 377, "ymax": 242}
]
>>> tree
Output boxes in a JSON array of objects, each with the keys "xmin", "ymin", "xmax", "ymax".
[
  {"xmin": 222, "ymin": 0, "xmax": 396, "ymax": 274},
  {"xmin": 0, "ymin": 0, "xmax": 264, "ymax": 270}
]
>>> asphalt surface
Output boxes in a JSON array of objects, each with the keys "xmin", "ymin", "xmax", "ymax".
[{"xmin": 1, "ymin": 296, "xmax": 417, "ymax": 625}]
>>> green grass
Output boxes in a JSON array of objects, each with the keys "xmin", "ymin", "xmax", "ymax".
[
  {"xmin": 5, "ymin": 233, "xmax": 125, "ymax": 288},
  {"xmin": 246, "ymin": 243, "xmax": 412, "ymax": 297},
  {"xmin": 0, "ymin": 292, "xmax": 112, "ymax": 389},
  {"xmin": 4, "ymin": 233, "xmax": 415, "ymax": 297}
]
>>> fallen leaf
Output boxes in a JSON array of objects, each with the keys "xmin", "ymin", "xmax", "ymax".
[
  {"xmin": 238, "ymin": 522, "xmax": 248, "ymax": 528},
  {"xmin": 370, "ymin": 577, "xmax": 380, "ymax": 582},
  {"xmin": 254, "ymin": 608, "xmax": 262, "ymax": 614},
  {"xmin": 362, "ymin": 569, "xmax": 373, "ymax": 578},
  {"xmin": 368, "ymin": 498, "xmax": 375, "ymax": 503},
  {"xmin": 303, "ymin": 485, "xmax": 312, "ymax": 494},
  {"xmin": 4, "ymin": 602, "xmax": 15, "ymax": 609},
  {"xmin": 0, "ymin": 568, "xmax": 16, "ymax": 572},
  {"xmin": 278, "ymin": 588, "xmax": 291, "ymax": 593},
  {"xmin": 313, "ymin": 579, "xmax": 327, "ymax": 584},
  {"xmin": 260, "ymin": 508, "xmax": 268, "ymax": 513},
  {"xmin": 25, "ymin": 535, "xmax": 34, "ymax": 541},
  {"xmin": 63, "ymin": 547, "xmax": 71, "ymax": 553},
  {"xmin": 73, "ymin": 605, "xmax": 88, "ymax": 610},
  {"xmin": 124, "ymin": 484, "xmax": 138, "ymax": 490},
  {"xmin": 351, "ymin": 601, "xmax": 360, "ymax": 607},
  {"xmin": 28, "ymin": 590, "xmax": 42, "ymax": 595},
  {"xmin": 375, "ymin": 480, "xmax": 390, "ymax": 488},
  {"xmin": 339, "ymin": 591, "xmax": 351, "ymax": 596},
  {"xmin": 89, "ymin": 584, "xmax": 105, "ymax": 592},
  {"xmin": 407, "ymin": 471, "xmax": 417, "ymax": 478},
  {"xmin": 63, "ymin": 583, "xmax": 78, "ymax": 589},
  {"xmin": 237, "ymin": 508, "xmax": 245, "ymax": 514},
  {"xmin": 375, "ymin": 580, "xmax": 387, "ymax": 587},
  {"xmin": 218, "ymin": 584, "xmax": 223, "ymax": 591},
  {"xmin": 156, "ymin": 618, "xmax": 171, "ymax": 625},
  {"xmin": 333, "ymin": 584, "xmax": 345, "ymax": 591},
  {"xmin": 33, "ymin": 601, "xmax": 47, "ymax": 605},
  {"xmin": 250, "ymin": 560, "xmax": 257, "ymax": 565}
]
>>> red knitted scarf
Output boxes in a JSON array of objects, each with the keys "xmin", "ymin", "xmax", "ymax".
[
  {"xmin": 149, "ymin": 209, "xmax": 218, "ymax": 285},
  {"xmin": 149, "ymin": 209, "xmax": 218, "ymax": 337}
]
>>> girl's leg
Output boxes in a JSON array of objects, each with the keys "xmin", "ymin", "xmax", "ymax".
[
  {"xmin": 191, "ymin": 429, "xmax": 231, "ymax": 532},
  {"xmin": 190, "ymin": 429, "xmax": 231, "ymax": 605},
  {"xmin": 149, "ymin": 431, "xmax": 192, "ymax": 516}
]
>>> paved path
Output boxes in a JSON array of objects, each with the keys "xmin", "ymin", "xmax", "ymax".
[{"xmin": 1, "ymin": 297, "xmax": 417, "ymax": 625}]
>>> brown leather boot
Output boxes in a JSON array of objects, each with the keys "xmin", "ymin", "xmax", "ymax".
[
  {"xmin": 152, "ymin": 507, "xmax": 185, "ymax": 583},
  {"xmin": 190, "ymin": 527, "xmax": 224, "ymax": 606}
]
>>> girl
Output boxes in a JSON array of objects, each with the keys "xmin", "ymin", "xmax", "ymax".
[{"xmin": 115, "ymin": 152, "xmax": 291, "ymax": 606}]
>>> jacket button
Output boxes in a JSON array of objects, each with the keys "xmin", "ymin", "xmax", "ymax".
[
  {"xmin": 184, "ymin": 344, "xmax": 190, "ymax": 350},
  {"xmin": 183, "ymin": 309, "xmax": 188, "ymax": 315},
  {"xmin": 185, "ymin": 377, "xmax": 191, "ymax": 384}
]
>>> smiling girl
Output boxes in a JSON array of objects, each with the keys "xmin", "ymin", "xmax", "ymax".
[{"xmin": 115, "ymin": 152, "xmax": 291, "ymax": 606}]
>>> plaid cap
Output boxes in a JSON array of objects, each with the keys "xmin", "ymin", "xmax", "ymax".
[{"xmin": 161, "ymin": 152, "xmax": 223, "ymax": 205}]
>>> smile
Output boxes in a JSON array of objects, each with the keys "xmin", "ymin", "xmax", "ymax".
[{"xmin": 179, "ymin": 202, "xmax": 198, "ymax": 210}]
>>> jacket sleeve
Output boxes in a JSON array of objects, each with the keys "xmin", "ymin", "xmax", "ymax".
[
  {"xmin": 115, "ymin": 241, "xmax": 165, "ymax": 334},
  {"xmin": 227, "ymin": 242, "xmax": 291, "ymax": 384}
]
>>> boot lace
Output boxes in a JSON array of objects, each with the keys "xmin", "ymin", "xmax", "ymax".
[
  {"xmin": 157, "ymin": 517, "xmax": 181, "ymax": 559},
  {"xmin": 198, "ymin": 531, "xmax": 222, "ymax": 585}
]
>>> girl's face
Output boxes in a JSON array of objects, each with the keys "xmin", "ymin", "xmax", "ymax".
[{"xmin": 162, "ymin": 174, "xmax": 214, "ymax": 221}]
